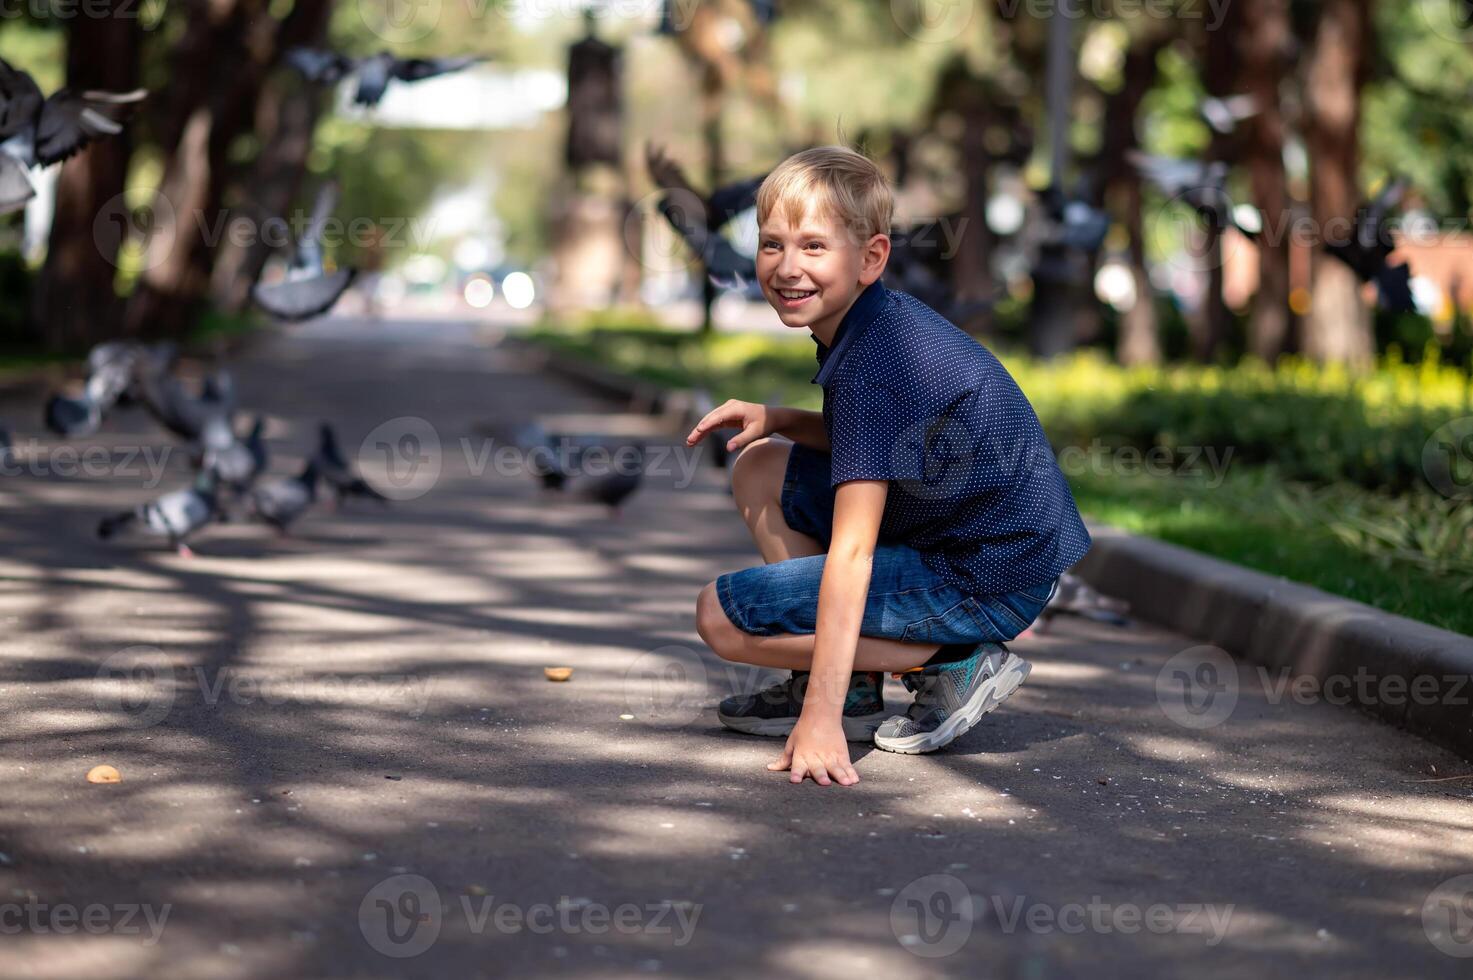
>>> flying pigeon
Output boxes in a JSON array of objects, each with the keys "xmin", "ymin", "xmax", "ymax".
[
  {"xmin": 1200, "ymin": 94, "xmax": 1258, "ymax": 136},
  {"xmin": 315, "ymin": 422, "xmax": 388, "ymax": 507},
  {"xmin": 1324, "ymin": 177, "xmax": 1416, "ymax": 313},
  {"xmin": 97, "ymin": 469, "xmax": 219, "ymax": 558},
  {"xmin": 646, "ymin": 143, "xmax": 763, "ymax": 290},
  {"xmin": 1128, "ymin": 151, "xmax": 1257, "ymax": 238},
  {"xmin": 0, "ymin": 57, "xmax": 145, "ymax": 214},
  {"xmin": 44, "ymin": 341, "xmax": 141, "ymax": 438},
  {"xmin": 248, "ymin": 458, "xmax": 320, "ymax": 534},
  {"xmin": 251, "ymin": 181, "xmax": 357, "ymax": 322},
  {"xmin": 285, "ymin": 48, "xmax": 485, "ymax": 107},
  {"xmin": 646, "ymin": 143, "xmax": 764, "ymax": 232}
]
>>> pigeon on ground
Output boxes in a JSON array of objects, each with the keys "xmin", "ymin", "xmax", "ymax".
[
  {"xmin": 251, "ymin": 181, "xmax": 357, "ymax": 322},
  {"xmin": 249, "ymin": 458, "xmax": 319, "ymax": 534},
  {"xmin": 135, "ymin": 359, "xmax": 235, "ymax": 443},
  {"xmin": 511, "ymin": 421, "xmax": 580, "ymax": 493},
  {"xmin": 0, "ymin": 426, "xmax": 11, "ymax": 469},
  {"xmin": 1200, "ymin": 94, "xmax": 1258, "ymax": 136},
  {"xmin": 44, "ymin": 341, "xmax": 141, "ymax": 437},
  {"xmin": 582, "ymin": 444, "xmax": 644, "ymax": 517},
  {"xmin": 0, "ymin": 57, "xmax": 145, "ymax": 214},
  {"xmin": 1324, "ymin": 177, "xmax": 1416, "ymax": 314},
  {"xmin": 97, "ymin": 469, "xmax": 219, "ymax": 558},
  {"xmin": 285, "ymin": 48, "xmax": 485, "ymax": 107},
  {"xmin": 1019, "ymin": 572, "xmax": 1130, "ymax": 637},
  {"xmin": 201, "ymin": 415, "xmax": 267, "ymax": 494},
  {"xmin": 315, "ymin": 422, "xmax": 387, "ymax": 507}
]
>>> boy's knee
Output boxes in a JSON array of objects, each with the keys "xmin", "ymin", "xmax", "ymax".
[
  {"xmin": 696, "ymin": 581, "xmax": 737, "ymax": 656},
  {"xmin": 729, "ymin": 437, "xmax": 788, "ymax": 503}
]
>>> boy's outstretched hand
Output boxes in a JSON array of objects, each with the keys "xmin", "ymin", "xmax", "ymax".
[
  {"xmin": 686, "ymin": 399, "xmax": 776, "ymax": 455},
  {"xmin": 768, "ymin": 715, "xmax": 859, "ymax": 786}
]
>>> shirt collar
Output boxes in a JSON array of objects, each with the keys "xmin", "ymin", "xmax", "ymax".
[{"xmin": 811, "ymin": 279, "xmax": 888, "ymax": 385}]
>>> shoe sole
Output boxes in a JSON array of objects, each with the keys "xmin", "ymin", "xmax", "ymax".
[
  {"xmin": 717, "ymin": 710, "xmax": 887, "ymax": 743},
  {"xmin": 873, "ymin": 656, "xmax": 1032, "ymax": 755}
]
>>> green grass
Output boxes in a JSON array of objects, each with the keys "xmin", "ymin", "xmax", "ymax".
[{"xmin": 526, "ymin": 318, "xmax": 1473, "ymax": 637}]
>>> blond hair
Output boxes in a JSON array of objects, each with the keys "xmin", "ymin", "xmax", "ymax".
[{"xmin": 756, "ymin": 146, "xmax": 893, "ymax": 245}]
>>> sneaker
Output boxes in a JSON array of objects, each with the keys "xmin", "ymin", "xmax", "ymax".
[
  {"xmin": 717, "ymin": 671, "xmax": 887, "ymax": 742},
  {"xmin": 873, "ymin": 644, "xmax": 1031, "ymax": 755}
]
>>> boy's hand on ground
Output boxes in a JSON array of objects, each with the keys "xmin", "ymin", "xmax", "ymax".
[
  {"xmin": 685, "ymin": 399, "xmax": 775, "ymax": 454},
  {"xmin": 768, "ymin": 715, "xmax": 859, "ymax": 786}
]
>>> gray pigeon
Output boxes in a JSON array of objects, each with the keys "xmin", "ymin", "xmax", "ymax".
[
  {"xmin": 44, "ymin": 341, "xmax": 140, "ymax": 437},
  {"xmin": 315, "ymin": 422, "xmax": 388, "ymax": 506},
  {"xmin": 248, "ymin": 458, "xmax": 319, "ymax": 534},
  {"xmin": 1021, "ymin": 573, "xmax": 1130, "ymax": 636},
  {"xmin": 251, "ymin": 181, "xmax": 357, "ymax": 322},
  {"xmin": 0, "ymin": 57, "xmax": 145, "ymax": 214},
  {"xmin": 1128, "ymin": 151, "xmax": 1257, "ymax": 238},
  {"xmin": 582, "ymin": 444, "xmax": 644, "ymax": 517},
  {"xmin": 0, "ymin": 426, "xmax": 11, "ymax": 469},
  {"xmin": 97, "ymin": 469, "xmax": 219, "ymax": 558},
  {"xmin": 201, "ymin": 415, "xmax": 267, "ymax": 494},
  {"xmin": 286, "ymin": 47, "xmax": 484, "ymax": 107}
]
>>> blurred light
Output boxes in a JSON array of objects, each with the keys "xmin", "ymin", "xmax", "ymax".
[
  {"xmin": 463, "ymin": 275, "xmax": 494, "ymax": 309},
  {"xmin": 1289, "ymin": 286, "xmax": 1312, "ymax": 316},
  {"xmin": 502, "ymin": 272, "xmax": 536, "ymax": 310},
  {"xmin": 1232, "ymin": 205, "xmax": 1263, "ymax": 235},
  {"xmin": 454, "ymin": 238, "xmax": 491, "ymax": 271},
  {"xmin": 402, "ymin": 254, "xmax": 446, "ymax": 285},
  {"xmin": 1094, "ymin": 261, "xmax": 1137, "ymax": 313},
  {"xmin": 986, "ymin": 194, "xmax": 1026, "ymax": 236},
  {"xmin": 1411, "ymin": 276, "xmax": 1444, "ymax": 318}
]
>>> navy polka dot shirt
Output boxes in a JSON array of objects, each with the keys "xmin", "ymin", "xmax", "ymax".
[{"xmin": 813, "ymin": 280, "xmax": 1091, "ymax": 596}]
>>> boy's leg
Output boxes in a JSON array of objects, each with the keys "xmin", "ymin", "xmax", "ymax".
[{"xmin": 729, "ymin": 437, "xmax": 825, "ymax": 563}]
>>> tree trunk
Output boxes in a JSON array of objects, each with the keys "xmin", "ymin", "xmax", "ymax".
[
  {"xmin": 32, "ymin": 5, "xmax": 141, "ymax": 351},
  {"xmin": 1239, "ymin": 0, "xmax": 1293, "ymax": 361},
  {"xmin": 1192, "ymin": 3, "xmax": 1244, "ymax": 363},
  {"xmin": 1302, "ymin": 0, "xmax": 1374, "ymax": 367},
  {"xmin": 124, "ymin": 0, "xmax": 319, "ymax": 339}
]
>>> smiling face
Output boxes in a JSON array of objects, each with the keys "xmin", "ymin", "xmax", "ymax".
[{"xmin": 756, "ymin": 207, "xmax": 890, "ymax": 345}]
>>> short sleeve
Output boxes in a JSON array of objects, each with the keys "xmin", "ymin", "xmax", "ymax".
[{"xmin": 826, "ymin": 383, "xmax": 926, "ymax": 485}]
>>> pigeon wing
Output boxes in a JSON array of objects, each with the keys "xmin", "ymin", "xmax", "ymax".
[
  {"xmin": 285, "ymin": 47, "xmax": 354, "ymax": 84},
  {"xmin": 34, "ymin": 88, "xmax": 145, "ymax": 167},
  {"xmin": 389, "ymin": 56, "xmax": 483, "ymax": 84},
  {"xmin": 0, "ymin": 57, "xmax": 43, "ymax": 140}
]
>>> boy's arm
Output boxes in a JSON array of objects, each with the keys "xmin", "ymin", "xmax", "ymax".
[
  {"xmin": 769, "ymin": 406, "xmax": 830, "ymax": 451},
  {"xmin": 768, "ymin": 478, "xmax": 886, "ymax": 786}
]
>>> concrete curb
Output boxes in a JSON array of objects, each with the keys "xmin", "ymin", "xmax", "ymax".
[
  {"xmin": 1074, "ymin": 526, "xmax": 1473, "ymax": 760},
  {"xmin": 522, "ymin": 338, "xmax": 1473, "ymax": 760}
]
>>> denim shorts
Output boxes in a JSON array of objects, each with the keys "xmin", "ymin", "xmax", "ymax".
[{"xmin": 715, "ymin": 443, "xmax": 1058, "ymax": 645}]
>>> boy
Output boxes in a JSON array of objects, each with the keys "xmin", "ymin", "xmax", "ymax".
[{"xmin": 687, "ymin": 146, "xmax": 1090, "ymax": 787}]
